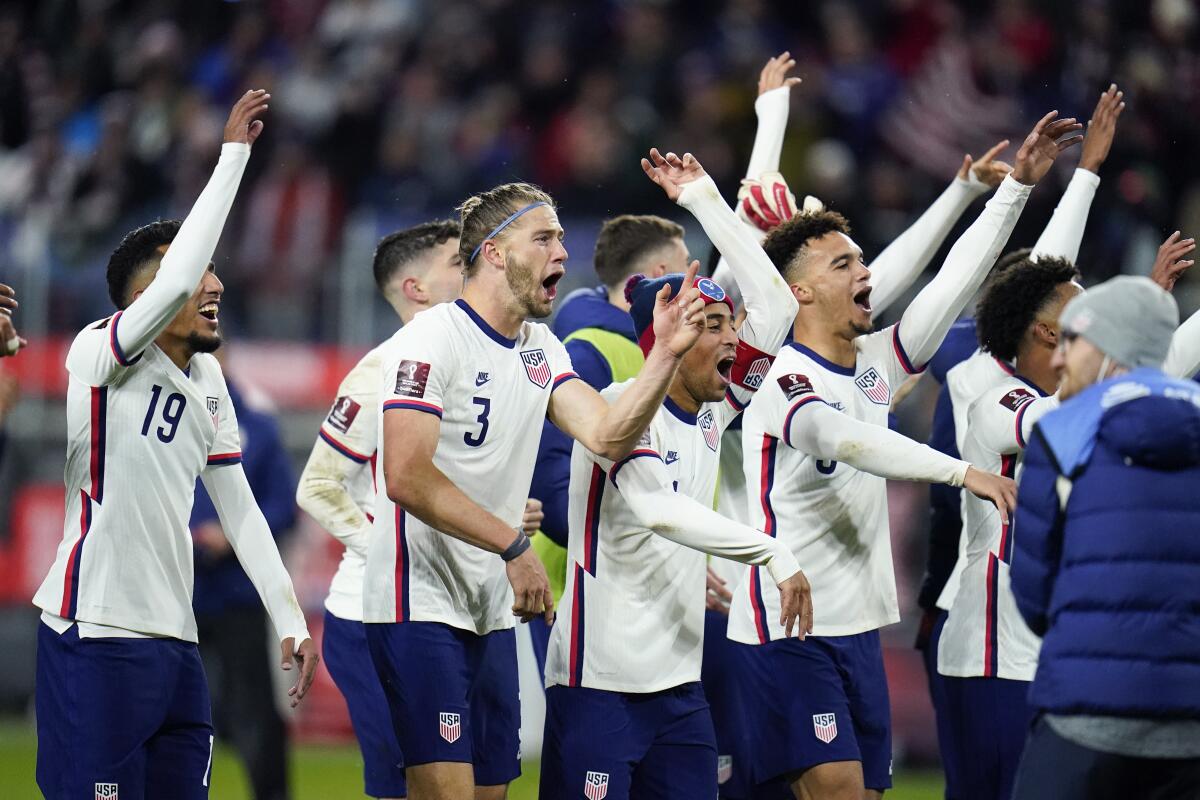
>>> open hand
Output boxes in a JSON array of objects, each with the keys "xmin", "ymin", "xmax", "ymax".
[
  {"xmin": 957, "ymin": 139, "xmax": 1013, "ymax": 188},
  {"xmin": 758, "ymin": 51, "xmax": 802, "ymax": 96},
  {"xmin": 706, "ymin": 566, "xmax": 733, "ymax": 614},
  {"xmin": 224, "ymin": 89, "xmax": 270, "ymax": 146},
  {"xmin": 651, "ymin": 259, "xmax": 708, "ymax": 358},
  {"xmin": 1149, "ymin": 230, "xmax": 1196, "ymax": 293},
  {"xmin": 1011, "ymin": 111, "xmax": 1084, "ymax": 186},
  {"xmin": 1079, "ymin": 83, "xmax": 1125, "ymax": 173},
  {"xmin": 281, "ymin": 637, "xmax": 320, "ymax": 708},
  {"xmin": 507, "ymin": 548, "xmax": 554, "ymax": 624},
  {"xmin": 641, "ymin": 149, "xmax": 707, "ymax": 203},
  {"xmin": 964, "ymin": 466, "xmax": 1017, "ymax": 525},
  {"xmin": 778, "ymin": 568, "xmax": 814, "ymax": 639}
]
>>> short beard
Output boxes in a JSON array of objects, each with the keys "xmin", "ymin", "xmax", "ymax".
[
  {"xmin": 504, "ymin": 252, "xmax": 550, "ymax": 319},
  {"xmin": 850, "ymin": 318, "xmax": 874, "ymax": 337},
  {"xmin": 186, "ymin": 330, "xmax": 222, "ymax": 354}
]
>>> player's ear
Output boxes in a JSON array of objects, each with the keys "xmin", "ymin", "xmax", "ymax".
[
  {"xmin": 790, "ymin": 281, "xmax": 813, "ymax": 306},
  {"xmin": 400, "ymin": 275, "xmax": 425, "ymax": 305},
  {"xmin": 481, "ymin": 239, "xmax": 505, "ymax": 270},
  {"xmin": 1035, "ymin": 320, "xmax": 1059, "ymax": 349}
]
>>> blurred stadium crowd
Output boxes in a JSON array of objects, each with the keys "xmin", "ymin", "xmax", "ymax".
[{"xmin": 1, "ymin": 0, "xmax": 1199, "ymax": 343}]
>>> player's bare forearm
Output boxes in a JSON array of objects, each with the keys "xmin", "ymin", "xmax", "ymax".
[{"xmin": 550, "ymin": 347, "xmax": 683, "ymax": 461}]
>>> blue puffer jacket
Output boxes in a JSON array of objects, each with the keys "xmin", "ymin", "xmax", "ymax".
[{"xmin": 1012, "ymin": 368, "xmax": 1200, "ymax": 719}]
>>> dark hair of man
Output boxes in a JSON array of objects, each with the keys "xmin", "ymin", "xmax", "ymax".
[
  {"xmin": 106, "ymin": 220, "xmax": 182, "ymax": 309},
  {"xmin": 373, "ymin": 219, "xmax": 462, "ymax": 294},
  {"xmin": 457, "ymin": 182, "xmax": 555, "ymax": 275},
  {"xmin": 976, "ymin": 255, "xmax": 1080, "ymax": 362},
  {"xmin": 761, "ymin": 210, "xmax": 852, "ymax": 283},
  {"xmin": 592, "ymin": 214, "xmax": 685, "ymax": 289}
]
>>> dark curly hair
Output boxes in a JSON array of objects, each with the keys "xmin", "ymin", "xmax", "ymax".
[
  {"xmin": 976, "ymin": 255, "xmax": 1080, "ymax": 362},
  {"xmin": 762, "ymin": 210, "xmax": 852, "ymax": 282},
  {"xmin": 106, "ymin": 220, "xmax": 182, "ymax": 309},
  {"xmin": 373, "ymin": 219, "xmax": 461, "ymax": 295}
]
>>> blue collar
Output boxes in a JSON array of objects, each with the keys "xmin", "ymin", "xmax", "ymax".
[
  {"xmin": 789, "ymin": 341, "xmax": 856, "ymax": 377},
  {"xmin": 455, "ymin": 299, "xmax": 517, "ymax": 349},
  {"xmin": 1013, "ymin": 374, "xmax": 1050, "ymax": 397},
  {"xmin": 663, "ymin": 395, "xmax": 697, "ymax": 425}
]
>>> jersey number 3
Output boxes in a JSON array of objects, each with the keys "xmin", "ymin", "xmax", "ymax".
[
  {"xmin": 464, "ymin": 397, "xmax": 490, "ymax": 447},
  {"xmin": 141, "ymin": 384, "xmax": 187, "ymax": 443}
]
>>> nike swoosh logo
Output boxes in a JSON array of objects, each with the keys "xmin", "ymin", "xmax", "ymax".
[
  {"xmin": 475, "ymin": 376, "xmax": 489, "ymax": 386},
  {"xmin": 665, "ymin": 455, "xmax": 679, "ymax": 464}
]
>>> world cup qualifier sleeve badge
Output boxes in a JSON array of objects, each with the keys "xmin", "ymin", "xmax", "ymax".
[{"xmin": 520, "ymin": 348, "xmax": 551, "ymax": 388}]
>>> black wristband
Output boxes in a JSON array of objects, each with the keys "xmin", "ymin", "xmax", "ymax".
[{"xmin": 501, "ymin": 529, "xmax": 531, "ymax": 562}]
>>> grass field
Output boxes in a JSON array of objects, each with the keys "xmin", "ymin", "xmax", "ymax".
[{"xmin": 0, "ymin": 721, "xmax": 944, "ymax": 798}]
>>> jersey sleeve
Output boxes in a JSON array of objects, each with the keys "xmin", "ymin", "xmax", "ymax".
[
  {"xmin": 380, "ymin": 324, "xmax": 454, "ymax": 418},
  {"xmin": 318, "ymin": 352, "xmax": 379, "ymax": 464},
  {"xmin": 858, "ymin": 324, "xmax": 922, "ymax": 392},
  {"xmin": 590, "ymin": 382, "xmax": 665, "ymax": 481},
  {"xmin": 207, "ymin": 371, "xmax": 243, "ymax": 467},
  {"xmin": 546, "ymin": 334, "xmax": 580, "ymax": 394},
  {"xmin": 763, "ymin": 368, "xmax": 832, "ymax": 442},
  {"xmin": 64, "ymin": 315, "xmax": 141, "ymax": 386},
  {"xmin": 974, "ymin": 387, "xmax": 1060, "ymax": 453}
]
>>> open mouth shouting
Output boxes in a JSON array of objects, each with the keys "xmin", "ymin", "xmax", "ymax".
[
  {"xmin": 716, "ymin": 354, "xmax": 735, "ymax": 387},
  {"xmin": 198, "ymin": 300, "xmax": 220, "ymax": 327},
  {"xmin": 853, "ymin": 285, "xmax": 872, "ymax": 315},
  {"xmin": 541, "ymin": 269, "xmax": 564, "ymax": 301}
]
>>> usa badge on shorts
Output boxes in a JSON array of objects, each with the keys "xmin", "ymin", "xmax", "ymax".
[
  {"xmin": 717, "ymin": 754, "xmax": 733, "ymax": 784},
  {"xmin": 698, "ymin": 409, "xmax": 719, "ymax": 451},
  {"xmin": 584, "ymin": 771, "xmax": 609, "ymax": 800},
  {"xmin": 813, "ymin": 712, "xmax": 838, "ymax": 744},
  {"xmin": 438, "ymin": 712, "xmax": 461, "ymax": 744},
  {"xmin": 95, "ymin": 784, "xmax": 118, "ymax": 800},
  {"xmin": 521, "ymin": 348, "xmax": 551, "ymax": 388},
  {"xmin": 855, "ymin": 367, "xmax": 891, "ymax": 405}
]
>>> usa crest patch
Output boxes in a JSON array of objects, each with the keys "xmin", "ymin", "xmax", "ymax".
[
  {"xmin": 521, "ymin": 348, "xmax": 551, "ymax": 388},
  {"xmin": 206, "ymin": 396, "xmax": 219, "ymax": 429},
  {"xmin": 584, "ymin": 771, "xmax": 609, "ymax": 800},
  {"xmin": 95, "ymin": 784, "xmax": 119, "ymax": 800},
  {"xmin": 813, "ymin": 712, "xmax": 838, "ymax": 744},
  {"xmin": 717, "ymin": 755, "xmax": 733, "ymax": 784},
  {"xmin": 438, "ymin": 712, "xmax": 461, "ymax": 744},
  {"xmin": 855, "ymin": 367, "xmax": 890, "ymax": 405},
  {"xmin": 698, "ymin": 409, "xmax": 719, "ymax": 451}
]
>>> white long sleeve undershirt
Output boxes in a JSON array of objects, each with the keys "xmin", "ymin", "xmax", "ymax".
[
  {"xmin": 615, "ymin": 455, "xmax": 801, "ymax": 585},
  {"xmin": 202, "ymin": 464, "xmax": 311, "ymax": 643},
  {"xmin": 1165, "ymin": 308, "xmax": 1200, "ymax": 379},
  {"xmin": 897, "ymin": 175, "xmax": 1033, "ymax": 369},
  {"xmin": 1030, "ymin": 168, "xmax": 1100, "ymax": 263},
  {"xmin": 115, "ymin": 143, "xmax": 250, "ymax": 359},
  {"xmin": 296, "ymin": 440, "xmax": 372, "ymax": 557},
  {"xmin": 869, "ymin": 176, "xmax": 992, "ymax": 319},
  {"xmin": 678, "ymin": 175, "xmax": 798, "ymax": 353},
  {"xmin": 787, "ymin": 400, "xmax": 970, "ymax": 487}
]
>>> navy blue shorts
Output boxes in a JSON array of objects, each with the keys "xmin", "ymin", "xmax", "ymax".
[
  {"xmin": 323, "ymin": 611, "xmax": 406, "ymax": 798},
  {"xmin": 735, "ymin": 631, "xmax": 893, "ymax": 791},
  {"xmin": 702, "ymin": 610, "xmax": 759, "ymax": 798},
  {"xmin": 920, "ymin": 609, "xmax": 962, "ymax": 799},
  {"xmin": 541, "ymin": 682, "xmax": 717, "ymax": 800},
  {"xmin": 36, "ymin": 622, "xmax": 215, "ymax": 799},
  {"xmin": 943, "ymin": 675, "xmax": 1033, "ymax": 800},
  {"xmin": 365, "ymin": 621, "xmax": 520, "ymax": 786}
]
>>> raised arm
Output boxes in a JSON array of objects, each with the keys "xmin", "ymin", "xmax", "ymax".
[
  {"xmin": 895, "ymin": 112, "xmax": 1084, "ymax": 369},
  {"xmin": 1030, "ymin": 85, "xmax": 1123, "ymax": 261},
  {"xmin": 201, "ymin": 462, "xmax": 318, "ymax": 707},
  {"xmin": 548, "ymin": 261, "xmax": 707, "ymax": 460},
  {"xmin": 745, "ymin": 52, "xmax": 801, "ymax": 179},
  {"xmin": 644, "ymin": 150, "xmax": 797, "ymax": 353},
  {"xmin": 869, "ymin": 140, "xmax": 1011, "ymax": 318},
  {"xmin": 609, "ymin": 449, "xmax": 811, "ymax": 638},
  {"xmin": 114, "ymin": 92, "xmax": 267, "ymax": 361}
]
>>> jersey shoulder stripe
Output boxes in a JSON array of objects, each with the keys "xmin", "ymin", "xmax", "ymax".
[
  {"xmin": 891, "ymin": 323, "xmax": 923, "ymax": 375},
  {"xmin": 383, "ymin": 398, "xmax": 443, "ymax": 417},
  {"xmin": 609, "ymin": 448, "xmax": 662, "ymax": 487},
  {"xmin": 552, "ymin": 372, "xmax": 580, "ymax": 390},
  {"xmin": 108, "ymin": 310, "xmax": 142, "ymax": 367},
  {"xmin": 319, "ymin": 427, "xmax": 372, "ymax": 463},
  {"xmin": 782, "ymin": 394, "xmax": 826, "ymax": 448},
  {"xmin": 207, "ymin": 451, "xmax": 242, "ymax": 466}
]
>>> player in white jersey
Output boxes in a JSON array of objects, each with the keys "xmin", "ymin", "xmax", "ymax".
[
  {"xmin": 728, "ymin": 111, "xmax": 1083, "ymax": 800},
  {"xmin": 936, "ymin": 256, "xmax": 1079, "ymax": 800},
  {"xmin": 363, "ymin": 181, "xmax": 710, "ymax": 800},
  {"xmin": 32, "ymin": 92, "xmax": 316, "ymax": 800},
  {"xmin": 540, "ymin": 150, "xmax": 809, "ymax": 800}
]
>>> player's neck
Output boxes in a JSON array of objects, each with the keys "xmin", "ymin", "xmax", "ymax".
[
  {"xmin": 461, "ymin": 283, "xmax": 524, "ymax": 339},
  {"xmin": 791, "ymin": 317, "xmax": 857, "ymax": 369},
  {"xmin": 155, "ymin": 333, "xmax": 194, "ymax": 371},
  {"xmin": 607, "ymin": 284, "xmax": 631, "ymax": 312},
  {"xmin": 1013, "ymin": 346, "xmax": 1057, "ymax": 395},
  {"xmin": 667, "ymin": 375, "xmax": 701, "ymax": 415}
]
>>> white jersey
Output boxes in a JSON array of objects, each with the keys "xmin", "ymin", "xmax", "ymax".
[
  {"xmin": 939, "ymin": 377, "xmax": 1056, "ymax": 680},
  {"xmin": 363, "ymin": 300, "xmax": 576, "ymax": 634},
  {"xmin": 935, "ymin": 348, "xmax": 1014, "ymax": 611},
  {"xmin": 545, "ymin": 383, "xmax": 774, "ymax": 693},
  {"xmin": 711, "ymin": 425, "xmax": 749, "ymax": 589},
  {"xmin": 33, "ymin": 317, "xmax": 242, "ymax": 641},
  {"xmin": 730, "ymin": 328, "xmax": 922, "ymax": 642},
  {"xmin": 314, "ymin": 345, "xmax": 384, "ymax": 621}
]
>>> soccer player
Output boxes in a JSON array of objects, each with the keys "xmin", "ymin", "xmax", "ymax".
[
  {"xmin": 32, "ymin": 90, "xmax": 317, "ymax": 800},
  {"xmin": 728, "ymin": 110, "xmax": 1082, "ymax": 800},
  {"xmin": 526, "ymin": 213, "xmax": 685, "ymax": 678},
  {"xmin": 540, "ymin": 149, "xmax": 809, "ymax": 800},
  {"xmin": 296, "ymin": 220, "xmax": 542, "ymax": 800},
  {"xmin": 363, "ymin": 181, "xmax": 709, "ymax": 800}
]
